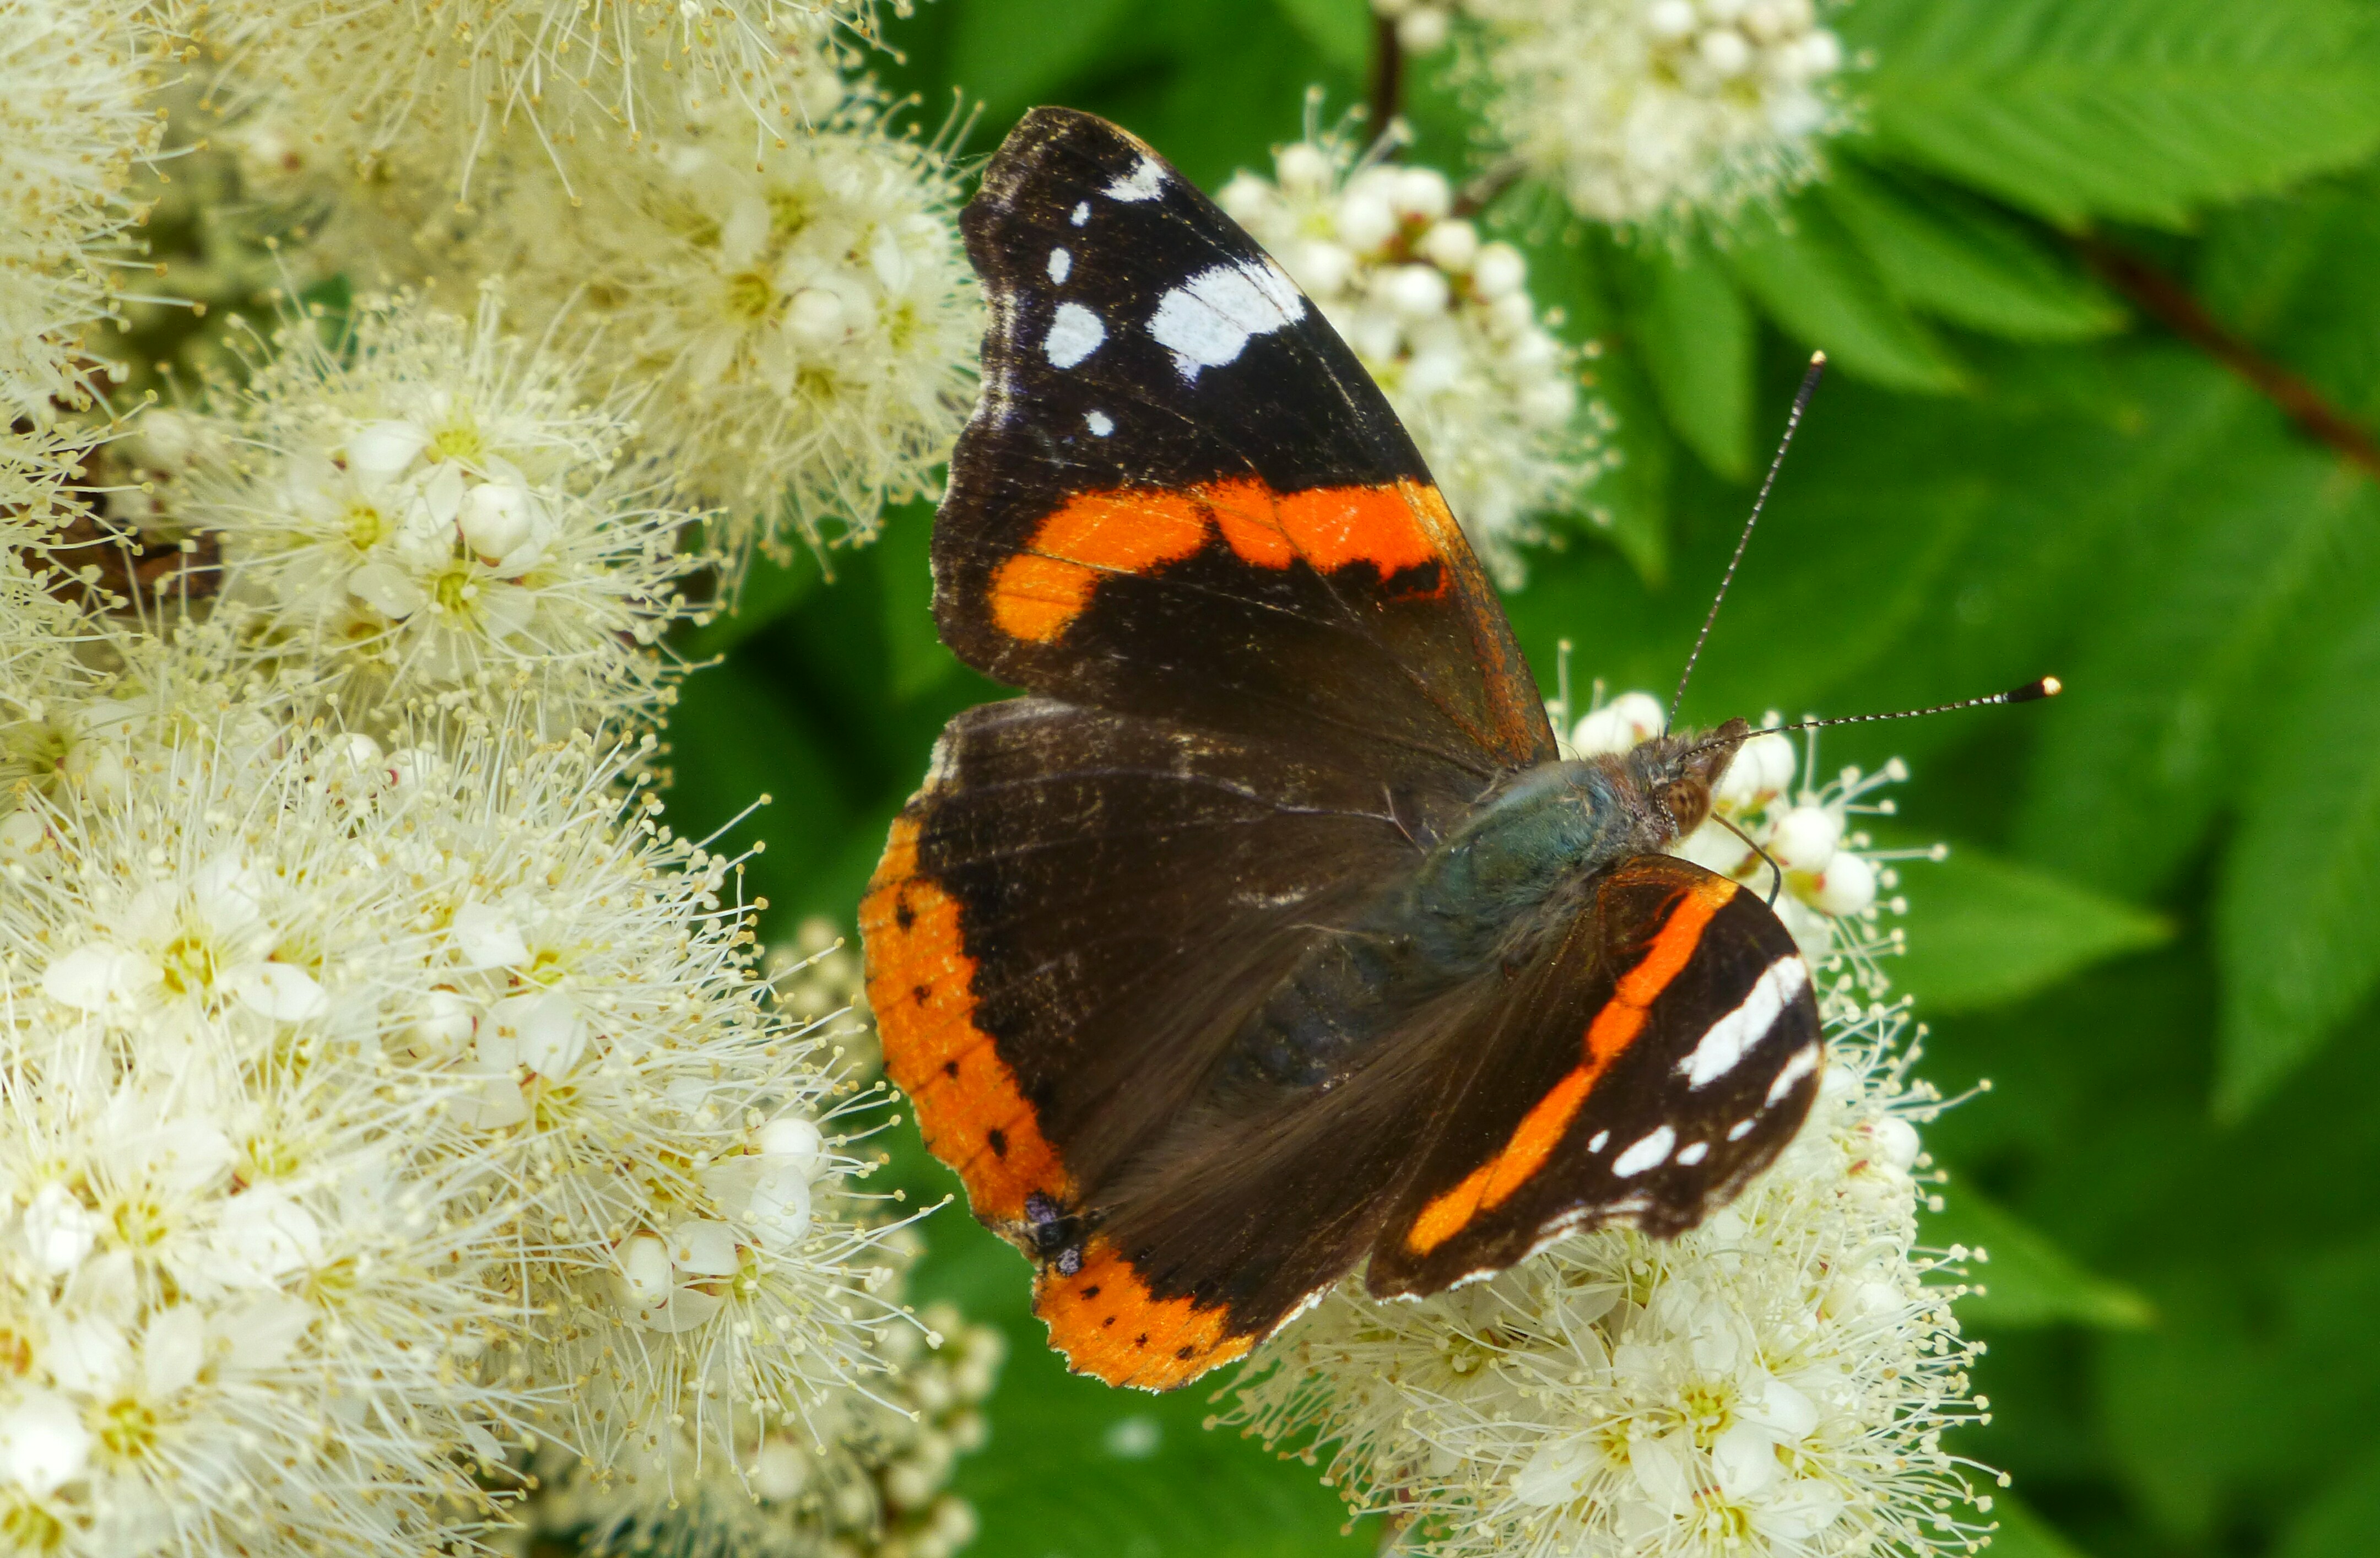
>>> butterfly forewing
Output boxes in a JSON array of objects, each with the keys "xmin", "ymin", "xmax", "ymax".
[{"xmin": 935, "ymin": 107, "xmax": 1554, "ymax": 780}]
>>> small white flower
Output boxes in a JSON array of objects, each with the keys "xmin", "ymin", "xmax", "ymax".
[
  {"xmin": 183, "ymin": 292, "xmax": 703, "ymax": 731},
  {"xmin": 1219, "ymin": 131, "xmax": 1608, "ymax": 585},
  {"xmin": 1457, "ymin": 0, "xmax": 1853, "ymax": 224}
]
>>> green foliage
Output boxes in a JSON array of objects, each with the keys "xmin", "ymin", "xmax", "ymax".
[
  {"xmin": 1891, "ymin": 843, "xmax": 2170, "ymax": 1015},
  {"xmin": 657, "ymin": 4, "xmax": 2380, "ymax": 1555},
  {"xmin": 1849, "ymin": 0, "xmax": 2380, "ymax": 226}
]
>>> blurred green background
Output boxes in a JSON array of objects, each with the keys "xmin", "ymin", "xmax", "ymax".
[{"xmin": 658, "ymin": 2, "xmax": 2380, "ymax": 1555}]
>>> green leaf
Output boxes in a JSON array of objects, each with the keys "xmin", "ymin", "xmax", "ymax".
[
  {"xmin": 2280, "ymin": 1443, "xmax": 2380, "ymax": 1558},
  {"xmin": 2014, "ymin": 397, "xmax": 2366, "ymax": 898},
  {"xmin": 1719, "ymin": 199, "xmax": 1964, "ymax": 393},
  {"xmin": 877, "ymin": 500, "xmax": 957, "ymax": 700},
  {"xmin": 1891, "ymin": 842, "xmax": 2171, "ymax": 1014},
  {"xmin": 1986, "ymin": 1493, "xmax": 2101, "ymax": 1558},
  {"xmin": 948, "ymin": 0, "xmax": 1140, "ymax": 121},
  {"xmin": 1616, "ymin": 235, "xmax": 1756, "ymax": 481},
  {"xmin": 1850, "ymin": 0, "xmax": 2380, "ymax": 227},
  {"xmin": 2216, "ymin": 543, "xmax": 2380, "ymax": 1117},
  {"xmin": 1268, "ymin": 0, "xmax": 1371, "ymax": 74},
  {"xmin": 1821, "ymin": 162, "xmax": 2123, "ymax": 342},
  {"xmin": 2198, "ymin": 171, "xmax": 2380, "ymax": 426},
  {"xmin": 1929, "ymin": 1189, "xmax": 2153, "ymax": 1330}
]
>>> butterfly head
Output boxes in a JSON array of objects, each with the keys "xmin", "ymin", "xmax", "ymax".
[{"xmin": 1608, "ymin": 716, "xmax": 1753, "ymax": 846}]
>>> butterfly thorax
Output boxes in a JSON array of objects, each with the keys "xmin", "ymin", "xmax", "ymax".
[{"xmin": 1221, "ymin": 721, "xmax": 1750, "ymax": 1090}]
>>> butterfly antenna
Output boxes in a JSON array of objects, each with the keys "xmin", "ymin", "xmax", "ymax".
[
  {"xmin": 1683, "ymin": 677, "xmax": 2063, "ymax": 761},
  {"xmin": 1668, "ymin": 351, "xmax": 1828, "ymax": 733}
]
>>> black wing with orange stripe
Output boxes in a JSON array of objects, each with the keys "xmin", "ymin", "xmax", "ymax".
[
  {"xmin": 1365, "ymin": 855, "xmax": 1824, "ymax": 1298},
  {"xmin": 933, "ymin": 106, "xmax": 1554, "ymax": 785}
]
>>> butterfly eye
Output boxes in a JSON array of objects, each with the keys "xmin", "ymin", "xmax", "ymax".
[{"xmin": 1663, "ymin": 780, "xmax": 1711, "ymax": 836}]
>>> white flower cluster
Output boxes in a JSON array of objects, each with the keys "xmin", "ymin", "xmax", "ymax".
[
  {"xmin": 176, "ymin": 289, "xmax": 705, "ymax": 731},
  {"xmin": 547, "ymin": 1301, "xmax": 1002, "ymax": 1558},
  {"xmin": 1566, "ymin": 688, "xmax": 1928, "ymax": 979},
  {"xmin": 1218, "ymin": 140, "xmax": 1605, "ymax": 586},
  {"xmin": 0, "ymin": 700, "xmax": 914, "ymax": 1557},
  {"xmin": 1458, "ymin": 0, "xmax": 1850, "ymax": 225},
  {"xmin": 206, "ymin": 0, "xmax": 874, "ymax": 190},
  {"xmin": 239, "ymin": 67, "xmax": 980, "ymax": 560},
  {"xmin": 1229, "ymin": 1007, "xmax": 1993, "ymax": 1558},
  {"xmin": 0, "ymin": 1, "xmax": 165, "ymax": 432}
]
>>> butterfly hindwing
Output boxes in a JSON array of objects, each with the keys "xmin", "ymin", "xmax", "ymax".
[
  {"xmin": 1366, "ymin": 854, "xmax": 1825, "ymax": 1297},
  {"xmin": 935, "ymin": 107, "xmax": 1554, "ymax": 780}
]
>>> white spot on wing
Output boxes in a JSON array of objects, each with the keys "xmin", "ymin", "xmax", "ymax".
[
  {"xmin": 1675, "ymin": 1140, "xmax": 1710, "ymax": 1166},
  {"xmin": 1727, "ymin": 1118, "xmax": 1756, "ymax": 1142},
  {"xmin": 1765, "ymin": 1042, "xmax": 1821, "ymax": 1107},
  {"xmin": 1084, "ymin": 409, "xmax": 1113, "ymax": 436},
  {"xmin": 1586, "ymin": 1129, "xmax": 1609, "ymax": 1154},
  {"xmin": 1147, "ymin": 262, "xmax": 1307, "ymax": 380},
  {"xmin": 1047, "ymin": 247, "xmax": 1072, "ymax": 284},
  {"xmin": 1070, "ymin": 200, "xmax": 1091, "ymax": 226},
  {"xmin": 1676, "ymin": 955, "xmax": 1810, "ymax": 1089},
  {"xmin": 1044, "ymin": 302, "xmax": 1106, "ymax": 369},
  {"xmin": 1611, "ymin": 1126, "xmax": 1676, "ymax": 1178},
  {"xmin": 1105, "ymin": 156, "xmax": 1165, "ymax": 201}
]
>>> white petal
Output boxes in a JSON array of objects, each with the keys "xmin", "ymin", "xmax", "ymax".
[
  {"xmin": 1752, "ymin": 1478, "xmax": 1846, "ymax": 1541},
  {"xmin": 0, "ymin": 1392, "xmax": 91, "ymax": 1495},
  {"xmin": 458, "ymin": 480, "xmax": 537, "ymax": 559},
  {"xmin": 747, "ymin": 1162, "xmax": 813, "ymax": 1249},
  {"xmin": 1711, "ymin": 1420, "xmax": 1782, "ymax": 1500},
  {"xmin": 23, "ymin": 1184, "xmax": 102, "ymax": 1274},
  {"xmin": 349, "ymin": 561, "xmax": 428, "ymax": 619},
  {"xmin": 668, "ymin": 1219, "xmax": 741, "ymax": 1278},
  {"xmin": 1627, "ymin": 1431, "xmax": 1696, "ymax": 1514},
  {"xmin": 449, "ymin": 902, "xmax": 529, "ymax": 969},
  {"xmin": 140, "ymin": 1306, "xmax": 207, "ymax": 1399},
  {"xmin": 346, "ymin": 420, "xmax": 429, "ymax": 477},
  {"xmin": 226, "ymin": 961, "xmax": 327, "ymax": 1021},
  {"xmin": 1742, "ymin": 1376, "xmax": 1822, "ymax": 1441},
  {"xmin": 214, "ymin": 1185, "xmax": 324, "ymax": 1284},
  {"xmin": 492, "ymin": 991, "xmax": 587, "ymax": 1078},
  {"xmin": 44, "ymin": 1316, "xmax": 131, "ymax": 1398},
  {"xmin": 615, "ymin": 1233, "xmax": 673, "ymax": 1308},
  {"xmin": 211, "ymin": 1296, "xmax": 315, "ymax": 1372},
  {"xmin": 1511, "ymin": 1435, "xmax": 1597, "ymax": 1505},
  {"xmin": 41, "ymin": 943, "xmax": 156, "ymax": 1011}
]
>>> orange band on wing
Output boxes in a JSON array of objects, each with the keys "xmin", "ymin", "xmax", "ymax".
[
  {"xmin": 1035, "ymin": 1237, "xmax": 1252, "ymax": 1391},
  {"xmin": 861, "ymin": 816, "xmax": 1072, "ymax": 1222},
  {"xmin": 989, "ymin": 479, "xmax": 1451, "ymax": 645},
  {"xmin": 1404, "ymin": 873, "xmax": 1739, "ymax": 1256}
]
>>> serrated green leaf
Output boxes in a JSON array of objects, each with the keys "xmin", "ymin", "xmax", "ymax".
[
  {"xmin": 1849, "ymin": 0, "xmax": 2380, "ymax": 227},
  {"xmin": 1718, "ymin": 200, "xmax": 1964, "ymax": 392},
  {"xmin": 2014, "ymin": 399, "xmax": 2368, "ymax": 898},
  {"xmin": 1268, "ymin": 0, "xmax": 1371, "ymax": 74},
  {"xmin": 1617, "ymin": 235, "xmax": 1755, "ymax": 481},
  {"xmin": 2216, "ymin": 545, "xmax": 2380, "ymax": 1118},
  {"xmin": 1821, "ymin": 162, "xmax": 2123, "ymax": 342},
  {"xmin": 2280, "ymin": 1443, "xmax": 2380, "ymax": 1558},
  {"xmin": 1985, "ymin": 1493, "xmax": 2100, "ymax": 1558},
  {"xmin": 949, "ymin": 0, "xmax": 1139, "ymax": 121},
  {"xmin": 1891, "ymin": 843, "xmax": 2170, "ymax": 1013},
  {"xmin": 1928, "ymin": 1190, "xmax": 2152, "ymax": 1330}
]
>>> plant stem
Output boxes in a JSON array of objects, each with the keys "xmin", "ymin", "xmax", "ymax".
[
  {"xmin": 1368, "ymin": 15, "xmax": 1403, "ymax": 134},
  {"xmin": 2076, "ymin": 236, "xmax": 2380, "ymax": 482}
]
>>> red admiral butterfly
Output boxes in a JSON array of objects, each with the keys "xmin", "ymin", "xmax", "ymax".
[{"xmin": 861, "ymin": 109, "xmax": 2038, "ymax": 1390}]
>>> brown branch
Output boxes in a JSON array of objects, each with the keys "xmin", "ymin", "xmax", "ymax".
[
  {"xmin": 1452, "ymin": 159, "xmax": 1525, "ymax": 219},
  {"xmin": 2076, "ymin": 235, "xmax": 2380, "ymax": 482},
  {"xmin": 1368, "ymin": 16, "xmax": 1403, "ymax": 137}
]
